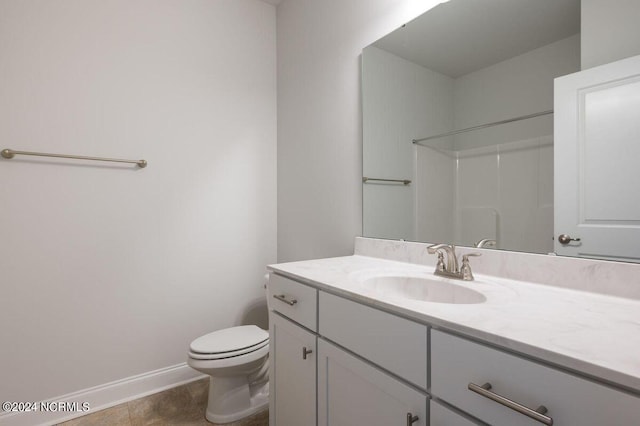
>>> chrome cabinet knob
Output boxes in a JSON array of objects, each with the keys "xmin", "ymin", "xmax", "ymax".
[
  {"xmin": 406, "ymin": 413, "xmax": 419, "ymax": 425},
  {"xmin": 558, "ymin": 234, "xmax": 581, "ymax": 245},
  {"xmin": 302, "ymin": 347, "xmax": 313, "ymax": 360}
]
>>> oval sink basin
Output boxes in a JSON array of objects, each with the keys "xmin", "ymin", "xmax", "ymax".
[{"xmin": 361, "ymin": 275, "xmax": 486, "ymax": 304}]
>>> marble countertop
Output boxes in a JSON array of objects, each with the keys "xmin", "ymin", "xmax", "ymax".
[{"xmin": 268, "ymin": 255, "xmax": 640, "ymax": 394}]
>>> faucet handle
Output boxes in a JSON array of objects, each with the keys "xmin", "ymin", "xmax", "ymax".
[
  {"xmin": 427, "ymin": 244, "xmax": 440, "ymax": 254},
  {"xmin": 427, "ymin": 243, "xmax": 459, "ymax": 274},
  {"xmin": 435, "ymin": 252, "xmax": 446, "ymax": 272},
  {"xmin": 474, "ymin": 238, "xmax": 497, "ymax": 248},
  {"xmin": 462, "ymin": 252, "xmax": 481, "ymax": 262},
  {"xmin": 427, "ymin": 243, "xmax": 455, "ymax": 254},
  {"xmin": 460, "ymin": 253, "xmax": 481, "ymax": 281}
]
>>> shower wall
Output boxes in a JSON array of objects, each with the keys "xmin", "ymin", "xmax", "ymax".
[{"xmin": 451, "ymin": 34, "xmax": 580, "ymax": 253}]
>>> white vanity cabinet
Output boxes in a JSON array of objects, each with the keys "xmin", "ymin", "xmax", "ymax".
[
  {"xmin": 431, "ymin": 330, "xmax": 640, "ymax": 425},
  {"xmin": 268, "ymin": 274, "xmax": 318, "ymax": 426},
  {"xmin": 268, "ymin": 271, "xmax": 640, "ymax": 426},
  {"xmin": 268, "ymin": 273, "xmax": 428, "ymax": 426}
]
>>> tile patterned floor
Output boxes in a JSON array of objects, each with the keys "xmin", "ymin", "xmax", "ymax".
[{"xmin": 56, "ymin": 379, "xmax": 268, "ymax": 426}]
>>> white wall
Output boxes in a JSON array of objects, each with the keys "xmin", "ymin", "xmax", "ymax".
[
  {"xmin": 276, "ymin": 0, "xmax": 446, "ymax": 262},
  {"xmin": 581, "ymin": 0, "xmax": 640, "ymax": 69},
  {"xmin": 453, "ymin": 35, "xmax": 580, "ymax": 149},
  {"xmin": 362, "ymin": 46, "xmax": 454, "ymax": 241},
  {"xmin": 0, "ymin": 0, "xmax": 276, "ymax": 407}
]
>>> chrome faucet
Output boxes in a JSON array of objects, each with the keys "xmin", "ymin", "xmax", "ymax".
[{"xmin": 427, "ymin": 243, "xmax": 481, "ymax": 281}]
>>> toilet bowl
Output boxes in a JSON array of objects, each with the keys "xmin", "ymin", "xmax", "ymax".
[{"xmin": 187, "ymin": 325, "xmax": 269, "ymax": 424}]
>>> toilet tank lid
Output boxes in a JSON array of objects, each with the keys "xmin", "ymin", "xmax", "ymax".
[{"xmin": 190, "ymin": 325, "xmax": 268, "ymax": 354}]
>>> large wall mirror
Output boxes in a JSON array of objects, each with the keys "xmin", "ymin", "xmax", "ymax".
[{"xmin": 362, "ymin": 0, "xmax": 640, "ymax": 263}]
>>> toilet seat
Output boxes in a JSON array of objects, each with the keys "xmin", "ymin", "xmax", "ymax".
[
  {"xmin": 189, "ymin": 325, "xmax": 269, "ymax": 360},
  {"xmin": 189, "ymin": 339, "xmax": 269, "ymax": 360},
  {"xmin": 188, "ymin": 340, "xmax": 269, "ymax": 371}
]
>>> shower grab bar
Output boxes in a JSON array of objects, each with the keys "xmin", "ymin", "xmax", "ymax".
[
  {"xmin": 412, "ymin": 110, "xmax": 553, "ymax": 145},
  {"xmin": 363, "ymin": 177, "xmax": 411, "ymax": 185},
  {"xmin": 1, "ymin": 148, "xmax": 147, "ymax": 168}
]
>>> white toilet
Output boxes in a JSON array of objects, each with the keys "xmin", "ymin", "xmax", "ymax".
[{"xmin": 187, "ymin": 325, "xmax": 269, "ymax": 424}]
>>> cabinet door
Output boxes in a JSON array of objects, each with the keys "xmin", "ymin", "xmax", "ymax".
[
  {"xmin": 318, "ymin": 339, "xmax": 427, "ymax": 426},
  {"xmin": 430, "ymin": 401, "xmax": 482, "ymax": 426},
  {"xmin": 555, "ymin": 53, "xmax": 640, "ymax": 261},
  {"xmin": 269, "ymin": 313, "xmax": 316, "ymax": 426}
]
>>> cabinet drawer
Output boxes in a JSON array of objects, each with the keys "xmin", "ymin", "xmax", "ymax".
[
  {"xmin": 431, "ymin": 330, "xmax": 640, "ymax": 426},
  {"xmin": 319, "ymin": 291, "xmax": 427, "ymax": 389},
  {"xmin": 268, "ymin": 273, "xmax": 317, "ymax": 331}
]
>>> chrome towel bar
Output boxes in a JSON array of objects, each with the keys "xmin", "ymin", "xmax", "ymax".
[
  {"xmin": 362, "ymin": 177, "xmax": 411, "ymax": 185},
  {"xmin": 1, "ymin": 148, "xmax": 147, "ymax": 168}
]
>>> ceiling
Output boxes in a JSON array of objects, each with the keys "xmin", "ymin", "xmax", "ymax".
[{"xmin": 373, "ymin": 0, "xmax": 580, "ymax": 78}]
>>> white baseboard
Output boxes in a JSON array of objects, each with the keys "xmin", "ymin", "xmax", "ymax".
[{"xmin": 0, "ymin": 363, "xmax": 205, "ymax": 426}]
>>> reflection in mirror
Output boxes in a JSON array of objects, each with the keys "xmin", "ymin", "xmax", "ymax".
[{"xmin": 362, "ymin": 0, "xmax": 580, "ymax": 255}]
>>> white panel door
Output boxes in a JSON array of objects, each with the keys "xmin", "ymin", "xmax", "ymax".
[
  {"xmin": 269, "ymin": 313, "xmax": 316, "ymax": 426},
  {"xmin": 317, "ymin": 339, "xmax": 427, "ymax": 426},
  {"xmin": 555, "ymin": 54, "xmax": 640, "ymax": 261}
]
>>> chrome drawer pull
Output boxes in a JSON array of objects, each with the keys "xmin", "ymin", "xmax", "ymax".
[
  {"xmin": 406, "ymin": 412, "xmax": 419, "ymax": 425},
  {"xmin": 273, "ymin": 294, "xmax": 297, "ymax": 306},
  {"xmin": 468, "ymin": 382, "xmax": 553, "ymax": 425}
]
